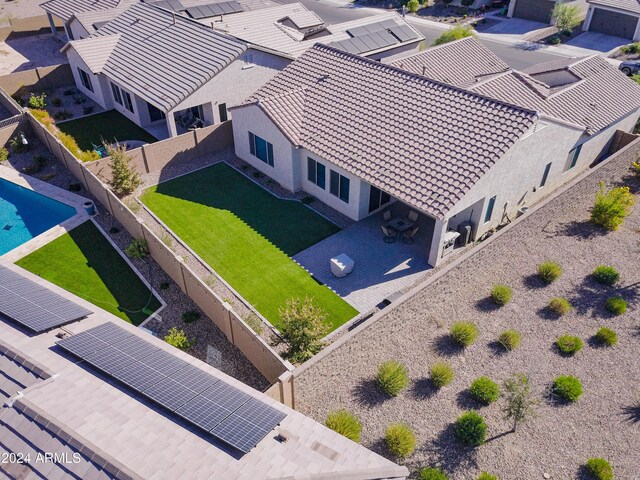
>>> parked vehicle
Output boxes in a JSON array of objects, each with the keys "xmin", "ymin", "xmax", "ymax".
[{"xmin": 619, "ymin": 60, "xmax": 640, "ymax": 75}]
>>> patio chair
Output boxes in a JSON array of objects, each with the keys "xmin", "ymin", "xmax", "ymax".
[
  {"xmin": 92, "ymin": 143, "xmax": 108, "ymax": 158},
  {"xmin": 381, "ymin": 210, "xmax": 392, "ymax": 225},
  {"xmin": 407, "ymin": 210, "xmax": 419, "ymax": 223},
  {"xmin": 187, "ymin": 117, "xmax": 204, "ymax": 131},
  {"xmin": 381, "ymin": 225, "xmax": 397, "ymax": 243},
  {"xmin": 179, "ymin": 110, "xmax": 195, "ymax": 128},
  {"xmin": 402, "ymin": 226, "xmax": 420, "ymax": 244}
]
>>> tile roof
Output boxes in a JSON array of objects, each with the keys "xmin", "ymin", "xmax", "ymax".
[
  {"xmin": 40, "ymin": 0, "xmax": 137, "ymax": 22},
  {"xmin": 587, "ymin": 0, "xmax": 640, "ymax": 14},
  {"xmin": 67, "ymin": 34, "xmax": 121, "ymax": 72},
  {"xmin": 66, "ymin": 2, "xmax": 247, "ymax": 112},
  {"xmin": 470, "ymin": 55, "xmax": 640, "ymax": 135},
  {"xmin": 215, "ymin": 4, "xmax": 423, "ymax": 58},
  {"xmin": 72, "ymin": 7, "xmax": 131, "ymax": 35},
  {"xmin": 389, "ymin": 36, "xmax": 510, "ymax": 87},
  {"xmin": 239, "ymin": 44, "xmax": 537, "ymax": 219}
]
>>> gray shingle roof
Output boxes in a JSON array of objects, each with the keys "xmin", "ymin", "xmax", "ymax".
[
  {"xmin": 68, "ymin": 2, "xmax": 248, "ymax": 112},
  {"xmin": 587, "ymin": 0, "xmax": 640, "ymax": 14},
  {"xmin": 390, "ymin": 36, "xmax": 510, "ymax": 87},
  {"xmin": 40, "ymin": 0, "xmax": 137, "ymax": 22},
  {"xmin": 470, "ymin": 55, "xmax": 640, "ymax": 135},
  {"xmin": 238, "ymin": 44, "xmax": 537, "ymax": 219}
]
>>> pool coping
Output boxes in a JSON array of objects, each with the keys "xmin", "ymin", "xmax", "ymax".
[{"xmin": 0, "ymin": 165, "xmax": 91, "ymax": 263}]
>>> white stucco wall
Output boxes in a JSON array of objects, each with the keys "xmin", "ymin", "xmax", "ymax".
[
  {"xmin": 68, "ymin": 18, "xmax": 90, "ymax": 40},
  {"xmin": 66, "ymin": 48, "xmax": 112, "ymax": 110}
]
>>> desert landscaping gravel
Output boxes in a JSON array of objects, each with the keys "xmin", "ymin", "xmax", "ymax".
[{"xmin": 295, "ymin": 159, "xmax": 640, "ymax": 479}]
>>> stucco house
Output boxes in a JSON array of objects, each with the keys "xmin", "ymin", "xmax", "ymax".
[
  {"xmin": 507, "ymin": 0, "xmax": 588, "ymax": 24},
  {"xmin": 61, "ymin": 2, "xmax": 290, "ymax": 138},
  {"xmin": 230, "ymin": 38, "xmax": 640, "ymax": 266},
  {"xmin": 582, "ymin": 0, "xmax": 640, "ymax": 39}
]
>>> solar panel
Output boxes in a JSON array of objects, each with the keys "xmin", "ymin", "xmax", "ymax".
[
  {"xmin": 172, "ymin": 364, "xmax": 220, "ymax": 393},
  {"xmin": 84, "ymin": 346, "xmax": 137, "ymax": 373},
  {"xmin": 145, "ymin": 0, "xmax": 185, "ymax": 11},
  {"xmin": 113, "ymin": 334, "xmax": 160, "ymax": 360},
  {"xmin": 112, "ymin": 363, "xmax": 166, "ymax": 392},
  {"xmin": 200, "ymin": 381, "xmax": 252, "ymax": 412},
  {"xmin": 175, "ymin": 395, "xmax": 233, "ymax": 431},
  {"xmin": 0, "ymin": 265, "xmax": 93, "ymax": 333},
  {"xmin": 86, "ymin": 321, "xmax": 133, "ymax": 344},
  {"xmin": 139, "ymin": 349, "xmax": 190, "ymax": 376},
  {"xmin": 186, "ymin": 1, "xmax": 243, "ymax": 19},
  {"xmin": 142, "ymin": 377, "xmax": 199, "ymax": 411},
  {"xmin": 57, "ymin": 330, "xmax": 109, "ymax": 358},
  {"xmin": 389, "ymin": 25, "xmax": 418, "ymax": 43}
]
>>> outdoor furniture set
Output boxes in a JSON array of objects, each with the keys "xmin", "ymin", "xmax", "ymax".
[{"xmin": 381, "ymin": 210, "xmax": 420, "ymax": 244}]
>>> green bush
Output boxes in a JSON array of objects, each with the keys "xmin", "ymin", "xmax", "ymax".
[
  {"xmin": 593, "ymin": 265, "xmax": 620, "ymax": 286},
  {"xmin": 491, "ymin": 284, "xmax": 512, "ymax": 306},
  {"xmin": 605, "ymin": 296, "xmax": 627, "ymax": 315},
  {"xmin": 406, "ymin": 0, "xmax": 420, "ymax": 12},
  {"xmin": 108, "ymin": 144, "xmax": 142, "ymax": 196},
  {"xmin": 547, "ymin": 35, "xmax": 561, "ymax": 45},
  {"xmin": 470, "ymin": 377, "xmax": 500, "ymax": 405},
  {"xmin": 164, "ymin": 327, "xmax": 191, "ymax": 350},
  {"xmin": 28, "ymin": 92, "xmax": 46, "ymax": 109},
  {"xmin": 376, "ymin": 360, "xmax": 409, "ymax": 397},
  {"xmin": 53, "ymin": 109, "xmax": 73, "ymax": 120},
  {"xmin": 51, "ymin": 97, "xmax": 62, "ymax": 107},
  {"xmin": 124, "ymin": 238, "xmax": 148, "ymax": 259},
  {"xmin": 553, "ymin": 375, "xmax": 583, "ymax": 402},
  {"xmin": 498, "ymin": 329, "xmax": 521, "ymax": 351},
  {"xmin": 277, "ymin": 297, "xmax": 329, "ymax": 363},
  {"xmin": 432, "ymin": 25, "xmax": 476, "ymax": 46},
  {"xmin": 548, "ymin": 297, "xmax": 572, "ymax": 316},
  {"xmin": 454, "ymin": 410, "xmax": 487, "ymax": 446},
  {"xmin": 385, "ymin": 423, "xmax": 416, "ymax": 458},
  {"xmin": 419, "ymin": 467, "xmax": 449, "ymax": 480},
  {"xmin": 181, "ymin": 310, "xmax": 201, "ymax": 323},
  {"xmin": 538, "ymin": 261, "xmax": 563, "ymax": 283},
  {"xmin": 477, "ymin": 473, "xmax": 498, "ymax": 480},
  {"xmin": 621, "ymin": 42, "xmax": 640, "ymax": 54},
  {"xmin": 0, "ymin": 146, "xmax": 8, "ymax": 163},
  {"xmin": 594, "ymin": 327, "xmax": 617, "ymax": 347},
  {"xmin": 325, "ymin": 410, "xmax": 362, "ymax": 443},
  {"xmin": 556, "ymin": 335, "xmax": 583, "ymax": 355},
  {"xmin": 585, "ymin": 458, "xmax": 613, "ymax": 480},
  {"xmin": 591, "ymin": 183, "xmax": 635, "ymax": 231},
  {"xmin": 430, "ymin": 362, "xmax": 454, "ymax": 388},
  {"xmin": 450, "ymin": 321, "xmax": 479, "ymax": 347}
]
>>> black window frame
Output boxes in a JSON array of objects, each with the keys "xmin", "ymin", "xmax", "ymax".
[
  {"xmin": 307, "ymin": 157, "xmax": 325, "ymax": 189},
  {"xmin": 368, "ymin": 185, "xmax": 391, "ymax": 213},
  {"xmin": 110, "ymin": 82, "xmax": 123, "ymax": 106},
  {"xmin": 248, "ymin": 131, "xmax": 274, "ymax": 166},
  {"xmin": 123, "ymin": 91, "xmax": 134, "ymax": 113},
  {"xmin": 484, "ymin": 196, "xmax": 496, "ymax": 223},
  {"xmin": 218, "ymin": 103, "xmax": 228, "ymax": 122},
  {"xmin": 566, "ymin": 144, "xmax": 582, "ymax": 171},
  {"xmin": 77, "ymin": 68, "xmax": 93, "ymax": 93},
  {"xmin": 540, "ymin": 162, "xmax": 552, "ymax": 188},
  {"xmin": 329, "ymin": 169, "xmax": 349, "ymax": 203}
]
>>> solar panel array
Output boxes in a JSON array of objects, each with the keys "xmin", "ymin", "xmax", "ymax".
[
  {"xmin": 0, "ymin": 265, "xmax": 93, "ymax": 333},
  {"xmin": 56, "ymin": 322, "xmax": 286, "ymax": 453},
  {"xmin": 330, "ymin": 19, "xmax": 419, "ymax": 55},
  {"xmin": 144, "ymin": 0, "xmax": 186, "ymax": 12},
  {"xmin": 186, "ymin": 1, "xmax": 244, "ymax": 19}
]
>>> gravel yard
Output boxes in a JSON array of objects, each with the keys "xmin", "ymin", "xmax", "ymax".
[{"xmin": 294, "ymin": 148, "xmax": 640, "ymax": 479}]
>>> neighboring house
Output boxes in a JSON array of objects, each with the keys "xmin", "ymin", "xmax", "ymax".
[
  {"xmin": 230, "ymin": 39, "xmax": 640, "ymax": 266},
  {"xmin": 61, "ymin": 2, "xmax": 290, "ymax": 138},
  {"xmin": 507, "ymin": 0, "xmax": 588, "ymax": 24},
  {"xmin": 213, "ymin": 3, "xmax": 424, "ymax": 61},
  {"xmin": 582, "ymin": 0, "xmax": 640, "ymax": 39}
]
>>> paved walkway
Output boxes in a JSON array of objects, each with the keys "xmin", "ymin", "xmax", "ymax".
[{"xmin": 292, "ymin": 212, "xmax": 432, "ymax": 312}]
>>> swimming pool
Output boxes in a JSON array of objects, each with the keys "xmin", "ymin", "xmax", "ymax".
[{"xmin": 0, "ymin": 178, "xmax": 76, "ymax": 256}]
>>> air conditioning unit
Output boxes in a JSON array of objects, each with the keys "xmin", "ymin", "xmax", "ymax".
[{"xmin": 456, "ymin": 221, "xmax": 473, "ymax": 247}]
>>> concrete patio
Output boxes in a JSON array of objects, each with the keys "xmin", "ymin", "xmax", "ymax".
[{"xmin": 292, "ymin": 209, "xmax": 434, "ymax": 313}]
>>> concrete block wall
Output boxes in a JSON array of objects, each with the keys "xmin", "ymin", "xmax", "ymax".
[
  {"xmin": 0, "ymin": 65, "xmax": 74, "ymax": 96},
  {"xmin": 0, "ymin": 15, "xmax": 63, "ymax": 41}
]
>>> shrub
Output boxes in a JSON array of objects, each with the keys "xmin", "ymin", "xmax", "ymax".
[
  {"xmin": 34, "ymin": 154, "xmax": 48, "ymax": 170},
  {"xmin": 406, "ymin": 0, "xmax": 420, "ymax": 12},
  {"xmin": 53, "ymin": 109, "xmax": 73, "ymax": 120},
  {"xmin": 28, "ymin": 93, "xmax": 46, "ymax": 109},
  {"xmin": 552, "ymin": 375, "xmax": 583, "ymax": 402},
  {"xmin": 244, "ymin": 313, "xmax": 264, "ymax": 335},
  {"xmin": 159, "ymin": 281, "xmax": 170, "ymax": 290},
  {"xmin": 164, "ymin": 327, "xmax": 191, "ymax": 350},
  {"xmin": 432, "ymin": 25, "xmax": 476, "ymax": 46},
  {"xmin": 594, "ymin": 327, "xmax": 617, "ymax": 347},
  {"xmin": 124, "ymin": 238, "xmax": 148, "ymax": 259},
  {"xmin": 325, "ymin": 410, "xmax": 362, "ymax": 442},
  {"xmin": 548, "ymin": 297, "xmax": 572, "ymax": 316},
  {"xmin": 547, "ymin": 35, "xmax": 561, "ymax": 45},
  {"xmin": 498, "ymin": 329, "xmax": 521, "ymax": 351},
  {"xmin": 30, "ymin": 108, "xmax": 55, "ymax": 132},
  {"xmin": 470, "ymin": 377, "xmax": 500, "ymax": 405},
  {"xmin": 556, "ymin": 335, "xmax": 583, "ymax": 355},
  {"xmin": 454, "ymin": 410, "xmax": 487, "ymax": 446},
  {"xmin": 277, "ymin": 297, "xmax": 329, "ymax": 363},
  {"xmin": 419, "ymin": 467, "xmax": 449, "ymax": 480},
  {"xmin": 503, "ymin": 373, "xmax": 539, "ymax": 432},
  {"xmin": 385, "ymin": 423, "xmax": 415, "ymax": 458},
  {"xmin": 552, "ymin": 3, "xmax": 581, "ymax": 32},
  {"xmin": 430, "ymin": 362, "xmax": 454, "ymax": 388},
  {"xmin": 301, "ymin": 195, "xmax": 315, "ymax": 205},
  {"xmin": 605, "ymin": 296, "xmax": 627, "ymax": 315},
  {"xmin": 376, "ymin": 360, "xmax": 409, "ymax": 396},
  {"xmin": 51, "ymin": 97, "xmax": 62, "ymax": 107},
  {"xmin": 57, "ymin": 131, "xmax": 100, "ymax": 162},
  {"xmin": 585, "ymin": 458, "xmax": 613, "ymax": 480},
  {"xmin": 620, "ymin": 42, "xmax": 640, "ymax": 54},
  {"xmin": 461, "ymin": 0, "xmax": 473, "ymax": 5},
  {"xmin": 450, "ymin": 321, "xmax": 478, "ymax": 347},
  {"xmin": 68, "ymin": 183, "xmax": 82, "ymax": 192},
  {"xmin": 477, "ymin": 473, "xmax": 497, "ymax": 480},
  {"xmin": 490, "ymin": 284, "xmax": 512, "ymax": 306},
  {"xmin": 83, "ymin": 105, "xmax": 94, "ymax": 115},
  {"xmin": 181, "ymin": 310, "xmax": 201, "ymax": 323},
  {"xmin": 591, "ymin": 183, "xmax": 635, "ymax": 231},
  {"xmin": 63, "ymin": 88, "xmax": 76, "ymax": 96},
  {"xmin": 0, "ymin": 146, "xmax": 8, "ymax": 163},
  {"xmin": 108, "ymin": 144, "xmax": 142, "ymax": 196},
  {"xmin": 9, "ymin": 135, "xmax": 27, "ymax": 153},
  {"xmin": 593, "ymin": 265, "xmax": 619, "ymax": 286},
  {"xmin": 538, "ymin": 261, "xmax": 562, "ymax": 283}
]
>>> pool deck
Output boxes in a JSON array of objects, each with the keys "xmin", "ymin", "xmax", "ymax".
[{"xmin": 0, "ymin": 165, "xmax": 91, "ymax": 262}]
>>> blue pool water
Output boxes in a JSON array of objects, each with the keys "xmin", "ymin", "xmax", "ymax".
[{"xmin": 0, "ymin": 178, "xmax": 76, "ymax": 255}]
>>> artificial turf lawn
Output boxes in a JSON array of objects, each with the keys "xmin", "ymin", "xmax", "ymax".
[
  {"xmin": 140, "ymin": 163, "xmax": 358, "ymax": 331},
  {"xmin": 57, "ymin": 110, "xmax": 157, "ymax": 151},
  {"xmin": 15, "ymin": 220, "xmax": 161, "ymax": 325}
]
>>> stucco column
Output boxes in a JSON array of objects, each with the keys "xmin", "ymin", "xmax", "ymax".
[
  {"xmin": 582, "ymin": 6, "xmax": 594, "ymax": 32},
  {"xmin": 167, "ymin": 114, "xmax": 178, "ymax": 138},
  {"xmin": 47, "ymin": 13, "xmax": 57, "ymax": 35},
  {"xmin": 427, "ymin": 217, "xmax": 447, "ymax": 267},
  {"xmin": 634, "ymin": 17, "xmax": 640, "ymax": 41},
  {"xmin": 507, "ymin": 0, "xmax": 516, "ymax": 18}
]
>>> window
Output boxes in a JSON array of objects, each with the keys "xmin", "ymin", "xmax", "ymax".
[
  {"xmin": 484, "ymin": 196, "xmax": 496, "ymax": 223},
  {"xmin": 330, "ymin": 169, "xmax": 350, "ymax": 203},
  {"xmin": 368, "ymin": 185, "xmax": 391, "ymax": 213},
  {"xmin": 307, "ymin": 157, "xmax": 326, "ymax": 189},
  {"xmin": 248, "ymin": 132, "xmax": 274, "ymax": 166},
  {"xmin": 243, "ymin": 53, "xmax": 254, "ymax": 69},
  {"xmin": 540, "ymin": 162, "xmax": 552, "ymax": 188},
  {"xmin": 566, "ymin": 144, "xmax": 582, "ymax": 171},
  {"xmin": 111, "ymin": 82, "xmax": 122, "ymax": 106},
  {"xmin": 123, "ymin": 91, "xmax": 134, "ymax": 113},
  {"xmin": 147, "ymin": 102, "xmax": 166, "ymax": 122},
  {"xmin": 218, "ymin": 103, "xmax": 228, "ymax": 122},
  {"xmin": 77, "ymin": 68, "xmax": 93, "ymax": 92}
]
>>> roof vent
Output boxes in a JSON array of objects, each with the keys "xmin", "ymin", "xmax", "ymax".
[
  {"xmin": 318, "ymin": 74, "xmax": 329, "ymax": 82},
  {"xmin": 310, "ymin": 441, "xmax": 339, "ymax": 461},
  {"xmin": 276, "ymin": 428, "xmax": 298, "ymax": 443}
]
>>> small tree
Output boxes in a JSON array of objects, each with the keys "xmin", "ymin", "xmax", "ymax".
[
  {"xmin": 277, "ymin": 297, "xmax": 329, "ymax": 363},
  {"xmin": 590, "ymin": 182, "xmax": 635, "ymax": 231},
  {"xmin": 552, "ymin": 3, "xmax": 582, "ymax": 33},
  {"xmin": 406, "ymin": 0, "xmax": 420, "ymax": 12},
  {"xmin": 502, "ymin": 373, "xmax": 539, "ymax": 433},
  {"xmin": 108, "ymin": 144, "xmax": 142, "ymax": 196},
  {"xmin": 164, "ymin": 327, "xmax": 191, "ymax": 350},
  {"xmin": 432, "ymin": 25, "xmax": 476, "ymax": 46}
]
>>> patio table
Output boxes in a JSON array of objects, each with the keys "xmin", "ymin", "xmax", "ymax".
[{"xmin": 387, "ymin": 217, "xmax": 414, "ymax": 233}]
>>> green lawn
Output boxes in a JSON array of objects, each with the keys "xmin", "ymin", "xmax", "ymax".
[
  {"xmin": 140, "ymin": 163, "xmax": 358, "ymax": 331},
  {"xmin": 15, "ymin": 221, "xmax": 161, "ymax": 325},
  {"xmin": 57, "ymin": 110, "xmax": 158, "ymax": 151}
]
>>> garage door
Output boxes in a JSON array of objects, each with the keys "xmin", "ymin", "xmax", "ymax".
[
  {"xmin": 513, "ymin": 0, "xmax": 555, "ymax": 24},
  {"xmin": 589, "ymin": 8, "xmax": 638, "ymax": 39}
]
